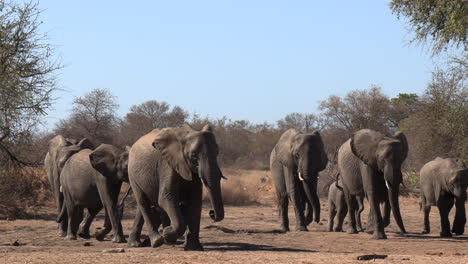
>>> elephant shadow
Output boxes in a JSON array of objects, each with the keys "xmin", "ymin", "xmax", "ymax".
[
  {"xmin": 203, "ymin": 242, "xmax": 316, "ymax": 252},
  {"xmin": 392, "ymin": 232, "xmax": 468, "ymax": 241}
]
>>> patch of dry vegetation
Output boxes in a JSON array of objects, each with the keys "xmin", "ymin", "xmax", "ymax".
[
  {"xmin": 204, "ymin": 169, "xmax": 275, "ymax": 205},
  {"xmin": 0, "ymin": 167, "xmax": 51, "ymax": 219}
]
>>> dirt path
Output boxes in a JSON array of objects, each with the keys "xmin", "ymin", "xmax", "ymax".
[{"xmin": 1, "ymin": 198, "xmax": 467, "ymax": 263}]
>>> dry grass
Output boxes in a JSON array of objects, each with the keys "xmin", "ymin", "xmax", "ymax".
[
  {"xmin": 0, "ymin": 167, "xmax": 51, "ymax": 219},
  {"xmin": 204, "ymin": 169, "xmax": 275, "ymax": 205}
]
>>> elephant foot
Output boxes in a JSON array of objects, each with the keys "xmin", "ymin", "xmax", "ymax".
[
  {"xmin": 333, "ymin": 227, "xmax": 343, "ymax": 232},
  {"xmin": 65, "ymin": 234, "xmax": 77, "ymax": 241},
  {"xmin": 95, "ymin": 230, "xmax": 108, "ymax": 241},
  {"xmin": 58, "ymin": 230, "xmax": 67, "ymax": 237},
  {"xmin": 347, "ymin": 227, "xmax": 358, "ymax": 234},
  {"xmin": 295, "ymin": 225, "xmax": 308, "ymax": 232},
  {"xmin": 128, "ymin": 238, "xmax": 141, "ymax": 247},
  {"xmin": 372, "ymin": 231, "xmax": 387, "ymax": 240},
  {"xmin": 440, "ymin": 231, "xmax": 452, "ymax": 238},
  {"xmin": 112, "ymin": 235, "xmax": 127, "ymax": 243},
  {"xmin": 184, "ymin": 240, "xmax": 204, "ymax": 251},
  {"xmin": 421, "ymin": 229, "xmax": 430, "ymax": 234},
  {"xmin": 451, "ymin": 227, "xmax": 464, "ymax": 236},
  {"xmin": 162, "ymin": 226, "xmax": 183, "ymax": 244},
  {"xmin": 149, "ymin": 233, "xmax": 165, "ymax": 248},
  {"xmin": 78, "ymin": 232, "xmax": 91, "ymax": 239},
  {"xmin": 280, "ymin": 225, "xmax": 290, "ymax": 233}
]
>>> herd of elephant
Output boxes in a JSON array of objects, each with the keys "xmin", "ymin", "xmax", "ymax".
[{"xmin": 43, "ymin": 124, "xmax": 468, "ymax": 251}]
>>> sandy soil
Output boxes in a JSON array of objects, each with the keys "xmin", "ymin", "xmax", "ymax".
[{"xmin": 1, "ymin": 197, "xmax": 467, "ymax": 264}]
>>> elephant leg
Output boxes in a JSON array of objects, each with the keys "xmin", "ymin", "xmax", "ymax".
[
  {"xmin": 128, "ymin": 209, "xmax": 145, "ymax": 247},
  {"xmin": 78, "ymin": 207, "xmax": 101, "ymax": 239},
  {"xmin": 437, "ymin": 195, "xmax": 452, "ymax": 237},
  {"xmin": 131, "ymin": 187, "xmax": 163, "ymax": 248},
  {"xmin": 356, "ymin": 197, "xmax": 365, "ymax": 232},
  {"xmin": 159, "ymin": 195, "xmax": 187, "ymax": 244},
  {"xmin": 367, "ymin": 192, "xmax": 386, "ymax": 239},
  {"xmin": 421, "ymin": 201, "xmax": 431, "ymax": 234},
  {"xmin": 304, "ymin": 201, "xmax": 313, "ymax": 226},
  {"xmin": 95, "ymin": 212, "xmax": 112, "ymax": 241},
  {"xmin": 452, "ymin": 198, "xmax": 466, "ymax": 235},
  {"xmin": 96, "ymin": 182, "xmax": 125, "ymax": 243},
  {"xmin": 277, "ymin": 190, "xmax": 289, "ymax": 232},
  {"xmin": 284, "ymin": 168, "xmax": 307, "ymax": 231},
  {"xmin": 65, "ymin": 205, "xmax": 81, "ymax": 240},
  {"xmin": 343, "ymin": 188, "xmax": 358, "ymax": 234},
  {"xmin": 182, "ymin": 182, "xmax": 204, "ymax": 251},
  {"xmin": 56, "ymin": 191, "xmax": 68, "ymax": 237},
  {"xmin": 335, "ymin": 200, "xmax": 347, "ymax": 232},
  {"xmin": 328, "ymin": 200, "xmax": 336, "ymax": 232}
]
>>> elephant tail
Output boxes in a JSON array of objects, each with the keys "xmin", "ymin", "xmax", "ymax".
[
  {"xmin": 334, "ymin": 172, "xmax": 343, "ymax": 191},
  {"xmin": 118, "ymin": 184, "xmax": 132, "ymax": 213},
  {"xmin": 56, "ymin": 202, "xmax": 66, "ymax": 223}
]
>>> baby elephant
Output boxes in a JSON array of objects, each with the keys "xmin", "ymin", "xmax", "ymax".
[
  {"xmin": 420, "ymin": 157, "xmax": 468, "ymax": 237},
  {"xmin": 328, "ymin": 179, "xmax": 364, "ymax": 232}
]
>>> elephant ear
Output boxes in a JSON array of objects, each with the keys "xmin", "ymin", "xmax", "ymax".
[
  {"xmin": 152, "ymin": 128, "xmax": 192, "ymax": 181},
  {"xmin": 89, "ymin": 144, "xmax": 117, "ymax": 177},
  {"xmin": 350, "ymin": 129, "xmax": 384, "ymax": 168},
  {"xmin": 393, "ymin": 131, "xmax": 408, "ymax": 163},
  {"xmin": 77, "ymin": 138, "xmax": 95, "ymax": 150},
  {"xmin": 275, "ymin": 129, "xmax": 298, "ymax": 168},
  {"xmin": 57, "ymin": 145, "xmax": 82, "ymax": 170},
  {"xmin": 202, "ymin": 124, "xmax": 213, "ymax": 132},
  {"xmin": 311, "ymin": 130, "xmax": 328, "ymax": 172}
]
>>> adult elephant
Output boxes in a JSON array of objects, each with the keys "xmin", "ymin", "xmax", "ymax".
[
  {"xmin": 420, "ymin": 157, "xmax": 468, "ymax": 237},
  {"xmin": 57, "ymin": 144, "xmax": 129, "ymax": 242},
  {"xmin": 338, "ymin": 129, "xmax": 407, "ymax": 239},
  {"xmin": 44, "ymin": 135, "xmax": 93, "ymax": 236},
  {"xmin": 128, "ymin": 124, "xmax": 224, "ymax": 250},
  {"xmin": 270, "ymin": 129, "xmax": 328, "ymax": 232}
]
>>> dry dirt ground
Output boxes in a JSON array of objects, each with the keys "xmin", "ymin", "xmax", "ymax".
[{"xmin": 1, "ymin": 197, "xmax": 468, "ymax": 264}]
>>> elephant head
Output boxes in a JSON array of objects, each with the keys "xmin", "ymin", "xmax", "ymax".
[
  {"xmin": 57, "ymin": 138, "xmax": 95, "ymax": 173},
  {"xmin": 276, "ymin": 129, "xmax": 328, "ymax": 223},
  {"xmin": 152, "ymin": 124, "xmax": 225, "ymax": 222},
  {"xmin": 350, "ymin": 129, "xmax": 408, "ymax": 233},
  {"xmin": 447, "ymin": 159, "xmax": 468, "ymax": 200},
  {"xmin": 89, "ymin": 144, "xmax": 130, "ymax": 183}
]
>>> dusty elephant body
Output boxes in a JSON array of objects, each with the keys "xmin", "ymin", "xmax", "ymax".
[
  {"xmin": 420, "ymin": 157, "xmax": 468, "ymax": 237},
  {"xmin": 327, "ymin": 179, "xmax": 364, "ymax": 232},
  {"xmin": 338, "ymin": 129, "xmax": 407, "ymax": 239},
  {"xmin": 58, "ymin": 144, "xmax": 129, "ymax": 242},
  {"xmin": 270, "ymin": 129, "xmax": 328, "ymax": 232},
  {"xmin": 127, "ymin": 124, "xmax": 224, "ymax": 250},
  {"xmin": 44, "ymin": 135, "xmax": 92, "ymax": 236}
]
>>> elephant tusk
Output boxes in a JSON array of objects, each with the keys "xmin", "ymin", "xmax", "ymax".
[
  {"xmin": 60, "ymin": 185, "xmax": 63, "ymax": 193},
  {"xmin": 385, "ymin": 180, "xmax": 390, "ymax": 190},
  {"xmin": 298, "ymin": 172, "xmax": 304, "ymax": 181}
]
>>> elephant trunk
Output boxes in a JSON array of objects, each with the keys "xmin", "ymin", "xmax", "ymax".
[
  {"xmin": 385, "ymin": 164, "xmax": 406, "ymax": 233},
  {"xmin": 199, "ymin": 155, "xmax": 224, "ymax": 222},
  {"xmin": 302, "ymin": 178, "xmax": 320, "ymax": 223}
]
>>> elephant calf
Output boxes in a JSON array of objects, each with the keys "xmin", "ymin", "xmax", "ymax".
[
  {"xmin": 58, "ymin": 144, "xmax": 129, "ymax": 242},
  {"xmin": 420, "ymin": 157, "xmax": 468, "ymax": 237},
  {"xmin": 328, "ymin": 179, "xmax": 364, "ymax": 232}
]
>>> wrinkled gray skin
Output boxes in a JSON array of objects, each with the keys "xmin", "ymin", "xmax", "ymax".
[
  {"xmin": 270, "ymin": 129, "xmax": 328, "ymax": 232},
  {"xmin": 44, "ymin": 136, "xmax": 92, "ymax": 236},
  {"xmin": 420, "ymin": 157, "xmax": 468, "ymax": 237},
  {"xmin": 327, "ymin": 179, "xmax": 364, "ymax": 232},
  {"xmin": 127, "ymin": 124, "xmax": 224, "ymax": 251},
  {"xmin": 338, "ymin": 129, "xmax": 408, "ymax": 239},
  {"xmin": 57, "ymin": 144, "xmax": 129, "ymax": 242}
]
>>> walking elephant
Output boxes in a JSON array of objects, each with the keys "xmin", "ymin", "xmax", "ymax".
[
  {"xmin": 270, "ymin": 129, "xmax": 328, "ymax": 232},
  {"xmin": 338, "ymin": 129, "xmax": 407, "ymax": 239},
  {"xmin": 44, "ymin": 135, "xmax": 93, "ymax": 236},
  {"xmin": 127, "ymin": 124, "xmax": 224, "ymax": 250},
  {"xmin": 57, "ymin": 144, "xmax": 129, "ymax": 242},
  {"xmin": 420, "ymin": 157, "xmax": 468, "ymax": 237}
]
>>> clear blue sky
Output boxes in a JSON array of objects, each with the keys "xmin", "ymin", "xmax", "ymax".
[{"xmin": 40, "ymin": 0, "xmax": 437, "ymax": 128}]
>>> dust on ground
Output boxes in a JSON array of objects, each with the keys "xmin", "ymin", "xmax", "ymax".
[{"xmin": 1, "ymin": 170, "xmax": 467, "ymax": 263}]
